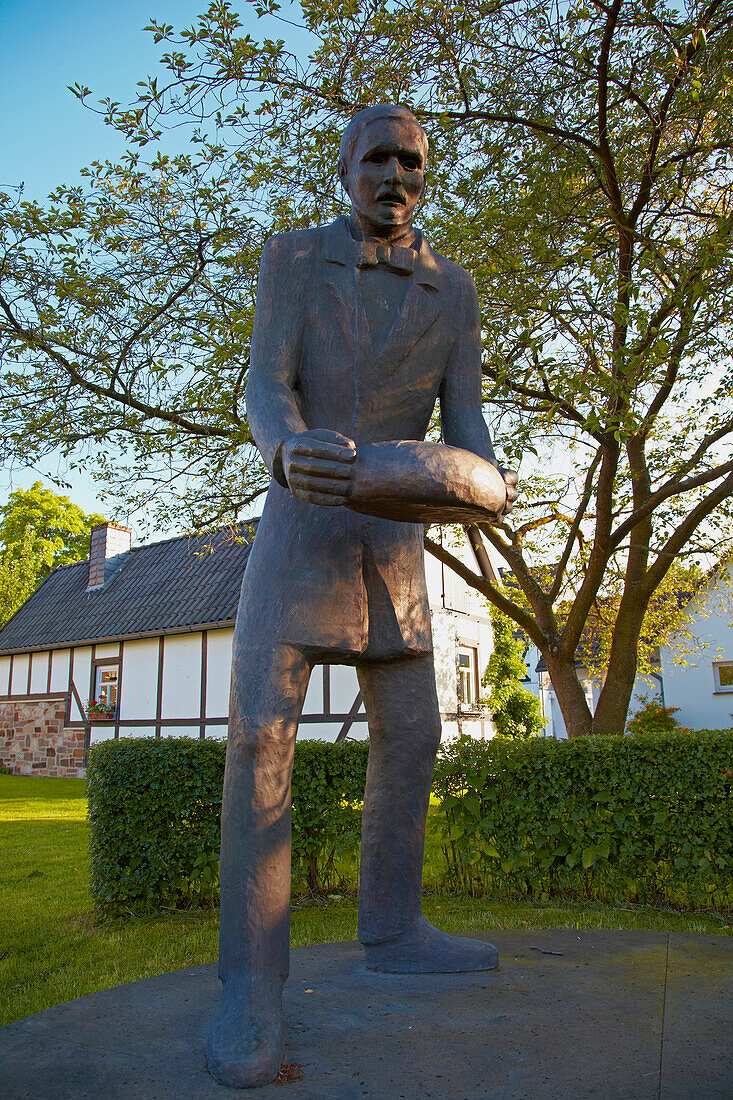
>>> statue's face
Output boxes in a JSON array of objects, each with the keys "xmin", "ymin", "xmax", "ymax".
[{"xmin": 340, "ymin": 117, "xmax": 426, "ymax": 237}]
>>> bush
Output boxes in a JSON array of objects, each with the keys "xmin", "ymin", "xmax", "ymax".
[
  {"xmin": 291, "ymin": 739, "xmax": 368, "ymax": 891},
  {"xmin": 87, "ymin": 738, "xmax": 226, "ymax": 912},
  {"xmin": 626, "ymin": 698, "xmax": 688, "ymax": 735},
  {"xmin": 87, "ymin": 737, "xmax": 369, "ymax": 912},
  {"xmin": 481, "ymin": 609, "xmax": 545, "ymax": 739},
  {"xmin": 432, "ymin": 730, "xmax": 733, "ymax": 910}
]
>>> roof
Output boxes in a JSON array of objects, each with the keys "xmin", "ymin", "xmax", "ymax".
[{"xmin": 0, "ymin": 523, "xmax": 257, "ymax": 655}]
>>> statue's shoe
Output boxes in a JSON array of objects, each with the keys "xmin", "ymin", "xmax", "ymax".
[
  {"xmin": 206, "ymin": 976, "xmax": 285, "ymax": 1089},
  {"xmin": 364, "ymin": 918, "xmax": 499, "ymax": 974}
]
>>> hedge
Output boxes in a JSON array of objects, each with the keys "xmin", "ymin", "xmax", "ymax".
[
  {"xmin": 88, "ymin": 730, "xmax": 733, "ymax": 914},
  {"xmin": 432, "ymin": 730, "xmax": 733, "ymax": 909},
  {"xmin": 291, "ymin": 738, "xmax": 368, "ymax": 891},
  {"xmin": 87, "ymin": 737, "xmax": 368, "ymax": 912}
]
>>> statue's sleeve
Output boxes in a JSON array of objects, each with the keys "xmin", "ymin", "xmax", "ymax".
[
  {"xmin": 245, "ymin": 235, "xmax": 310, "ymax": 476},
  {"xmin": 439, "ymin": 272, "xmax": 497, "ymax": 465}
]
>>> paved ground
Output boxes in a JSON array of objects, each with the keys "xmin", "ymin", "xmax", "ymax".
[{"xmin": 2, "ymin": 931, "xmax": 732, "ymax": 1099}]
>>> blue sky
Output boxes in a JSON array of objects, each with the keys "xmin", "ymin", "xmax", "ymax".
[
  {"xmin": 0, "ymin": 0, "xmax": 262, "ymax": 529},
  {"xmin": 0, "ymin": 0, "xmax": 215, "ymax": 200}
]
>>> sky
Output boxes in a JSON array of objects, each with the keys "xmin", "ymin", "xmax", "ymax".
[
  {"xmin": 0, "ymin": 0, "xmax": 269, "ymax": 534},
  {"xmin": 1, "ymin": 0, "xmax": 214, "ymax": 200}
]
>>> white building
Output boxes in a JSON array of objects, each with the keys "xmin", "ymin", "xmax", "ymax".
[
  {"xmin": 519, "ymin": 640, "xmax": 662, "ymax": 739},
  {"xmin": 660, "ymin": 561, "xmax": 733, "ymax": 730},
  {"xmin": 0, "ymin": 521, "xmax": 495, "ymax": 778}
]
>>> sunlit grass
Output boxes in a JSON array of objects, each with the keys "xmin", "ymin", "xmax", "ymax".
[{"xmin": 1, "ymin": 775, "xmax": 729, "ymax": 1027}]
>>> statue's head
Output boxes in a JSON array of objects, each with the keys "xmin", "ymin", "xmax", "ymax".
[{"xmin": 338, "ymin": 104, "xmax": 428, "ymax": 238}]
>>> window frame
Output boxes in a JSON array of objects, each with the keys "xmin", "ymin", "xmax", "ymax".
[
  {"xmin": 457, "ymin": 645, "xmax": 479, "ymax": 707},
  {"xmin": 712, "ymin": 661, "xmax": 733, "ymax": 693},
  {"xmin": 91, "ymin": 663, "xmax": 120, "ymax": 718}
]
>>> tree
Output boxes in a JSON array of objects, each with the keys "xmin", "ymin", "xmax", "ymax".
[
  {"xmin": 0, "ymin": 526, "xmax": 46, "ymax": 626},
  {"xmin": 2, "ymin": 0, "xmax": 733, "ymax": 735},
  {"xmin": 0, "ymin": 482, "xmax": 105, "ymax": 578},
  {"xmin": 482, "ymin": 608, "xmax": 545, "ymax": 739}
]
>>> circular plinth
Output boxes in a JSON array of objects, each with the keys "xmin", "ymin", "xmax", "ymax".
[{"xmin": 2, "ymin": 931, "xmax": 732, "ymax": 1099}]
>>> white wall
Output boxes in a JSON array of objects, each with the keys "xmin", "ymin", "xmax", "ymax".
[
  {"xmin": 205, "ymin": 723, "xmax": 228, "ymax": 740},
  {"xmin": 29, "ymin": 651, "xmax": 49, "ymax": 693},
  {"xmin": 302, "ymin": 667, "xmax": 324, "ymax": 715},
  {"xmin": 10, "ymin": 654, "xmax": 29, "ymax": 695},
  {"xmin": 89, "ymin": 725, "xmax": 115, "ymax": 744},
  {"xmin": 161, "ymin": 633, "xmax": 201, "ymax": 721},
  {"xmin": 206, "ymin": 629, "xmax": 233, "ymax": 718},
  {"xmin": 329, "ymin": 664, "xmax": 361, "ymax": 715},
  {"xmin": 661, "ymin": 566, "xmax": 733, "ymax": 730},
  {"xmin": 70, "ymin": 646, "xmax": 92, "ymax": 721},
  {"xmin": 161, "ymin": 725, "xmax": 200, "ymax": 738},
  {"xmin": 0, "ymin": 655, "xmax": 10, "ymax": 695},
  {"xmin": 432, "ymin": 608, "xmax": 458, "ymax": 714},
  {"xmin": 119, "ymin": 638, "xmax": 159, "ymax": 721},
  {"xmin": 298, "ymin": 721, "xmax": 366, "ymax": 744},
  {"xmin": 50, "ymin": 649, "xmax": 70, "ymax": 693}
]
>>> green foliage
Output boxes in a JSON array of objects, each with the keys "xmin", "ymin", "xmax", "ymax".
[
  {"xmin": 0, "ymin": 526, "xmax": 46, "ymax": 627},
  {"xmin": 6, "ymin": 771, "xmax": 729, "ymax": 1028},
  {"xmin": 0, "ymin": 482, "xmax": 104, "ymax": 578},
  {"xmin": 0, "ymin": 525, "xmax": 45, "ymax": 629},
  {"xmin": 626, "ymin": 699, "xmax": 688, "ymax": 736},
  {"xmin": 482, "ymin": 609, "xmax": 545, "ymax": 739},
  {"xmin": 87, "ymin": 738, "xmax": 226, "ymax": 912},
  {"xmin": 433, "ymin": 731, "xmax": 733, "ymax": 910},
  {"xmin": 3, "ymin": 0, "xmax": 733, "ymax": 733},
  {"xmin": 87, "ymin": 737, "xmax": 369, "ymax": 912},
  {"xmin": 291, "ymin": 739, "xmax": 369, "ymax": 892}
]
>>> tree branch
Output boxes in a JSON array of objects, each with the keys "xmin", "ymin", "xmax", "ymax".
[{"xmin": 424, "ymin": 533, "xmax": 546, "ymax": 648}]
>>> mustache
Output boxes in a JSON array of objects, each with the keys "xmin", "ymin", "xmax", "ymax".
[{"xmin": 377, "ymin": 190, "xmax": 407, "ymax": 204}]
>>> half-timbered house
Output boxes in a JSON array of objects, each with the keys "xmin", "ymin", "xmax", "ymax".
[{"xmin": 0, "ymin": 521, "xmax": 495, "ymax": 777}]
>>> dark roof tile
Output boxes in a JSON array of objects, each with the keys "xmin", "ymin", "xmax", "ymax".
[{"xmin": 0, "ymin": 523, "xmax": 256, "ymax": 654}]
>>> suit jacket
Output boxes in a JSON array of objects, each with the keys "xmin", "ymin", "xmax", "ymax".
[{"xmin": 239, "ymin": 216, "xmax": 495, "ymax": 659}]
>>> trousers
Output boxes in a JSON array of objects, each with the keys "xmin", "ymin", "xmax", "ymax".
[{"xmin": 218, "ymin": 638, "xmax": 442, "ymax": 985}]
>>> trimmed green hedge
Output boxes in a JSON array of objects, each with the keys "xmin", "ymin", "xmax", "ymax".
[
  {"xmin": 88, "ymin": 738, "xmax": 225, "ymax": 910},
  {"xmin": 291, "ymin": 738, "xmax": 368, "ymax": 891},
  {"xmin": 88, "ymin": 730, "xmax": 733, "ymax": 914},
  {"xmin": 87, "ymin": 738, "xmax": 368, "ymax": 912},
  {"xmin": 432, "ymin": 730, "xmax": 733, "ymax": 909}
]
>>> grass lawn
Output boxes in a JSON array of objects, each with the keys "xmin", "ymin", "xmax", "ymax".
[{"xmin": 1, "ymin": 773, "xmax": 730, "ymax": 1027}]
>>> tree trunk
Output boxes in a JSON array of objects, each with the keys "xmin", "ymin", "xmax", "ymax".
[
  {"xmin": 592, "ymin": 592, "xmax": 648, "ymax": 736},
  {"xmin": 544, "ymin": 652, "xmax": 593, "ymax": 738}
]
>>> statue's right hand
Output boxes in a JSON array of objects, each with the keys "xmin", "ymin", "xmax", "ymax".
[{"xmin": 279, "ymin": 429, "xmax": 357, "ymax": 506}]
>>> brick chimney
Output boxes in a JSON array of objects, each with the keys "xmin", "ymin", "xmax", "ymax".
[{"xmin": 87, "ymin": 522, "xmax": 132, "ymax": 591}]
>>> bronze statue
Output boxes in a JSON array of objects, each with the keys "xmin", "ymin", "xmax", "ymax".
[{"xmin": 207, "ymin": 104, "xmax": 518, "ymax": 1088}]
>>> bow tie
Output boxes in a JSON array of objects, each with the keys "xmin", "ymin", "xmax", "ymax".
[{"xmin": 355, "ymin": 239, "xmax": 416, "ymax": 276}]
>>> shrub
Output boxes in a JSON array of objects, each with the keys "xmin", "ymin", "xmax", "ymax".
[
  {"xmin": 87, "ymin": 738, "xmax": 226, "ymax": 912},
  {"xmin": 432, "ymin": 730, "xmax": 733, "ymax": 910},
  {"xmin": 291, "ymin": 739, "xmax": 368, "ymax": 891},
  {"xmin": 87, "ymin": 737, "xmax": 369, "ymax": 912},
  {"xmin": 481, "ymin": 609, "xmax": 545, "ymax": 739},
  {"xmin": 626, "ymin": 698, "xmax": 688, "ymax": 735}
]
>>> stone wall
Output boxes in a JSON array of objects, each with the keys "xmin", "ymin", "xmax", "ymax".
[{"xmin": 0, "ymin": 699, "xmax": 87, "ymax": 778}]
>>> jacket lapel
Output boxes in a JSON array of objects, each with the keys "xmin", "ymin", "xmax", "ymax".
[
  {"xmin": 321, "ymin": 219, "xmax": 441, "ymax": 373},
  {"xmin": 323, "ymin": 219, "xmax": 370, "ymax": 363},
  {"xmin": 376, "ymin": 284, "xmax": 440, "ymax": 374}
]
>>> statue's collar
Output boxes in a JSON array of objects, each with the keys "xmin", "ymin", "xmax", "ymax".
[{"xmin": 322, "ymin": 216, "xmax": 440, "ymax": 289}]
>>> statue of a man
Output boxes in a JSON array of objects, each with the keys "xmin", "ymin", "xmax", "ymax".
[{"xmin": 207, "ymin": 103, "xmax": 517, "ymax": 1088}]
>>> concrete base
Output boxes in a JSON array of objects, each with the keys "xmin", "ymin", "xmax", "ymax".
[{"xmin": 2, "ymin": 931, "xmax": 732, "ymax": 1098}]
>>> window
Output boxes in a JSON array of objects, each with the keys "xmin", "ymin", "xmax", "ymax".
[
  {"xmin": 92, "ymin": 665, "xmax": 119, "ymax": 717},
  {"xmin": 713, "ymin": 662, "xmax": 733, "ymax": 692},
  {"xmin": 458, "ymin": 646, "xmax": 479, "ymax": 706}
]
